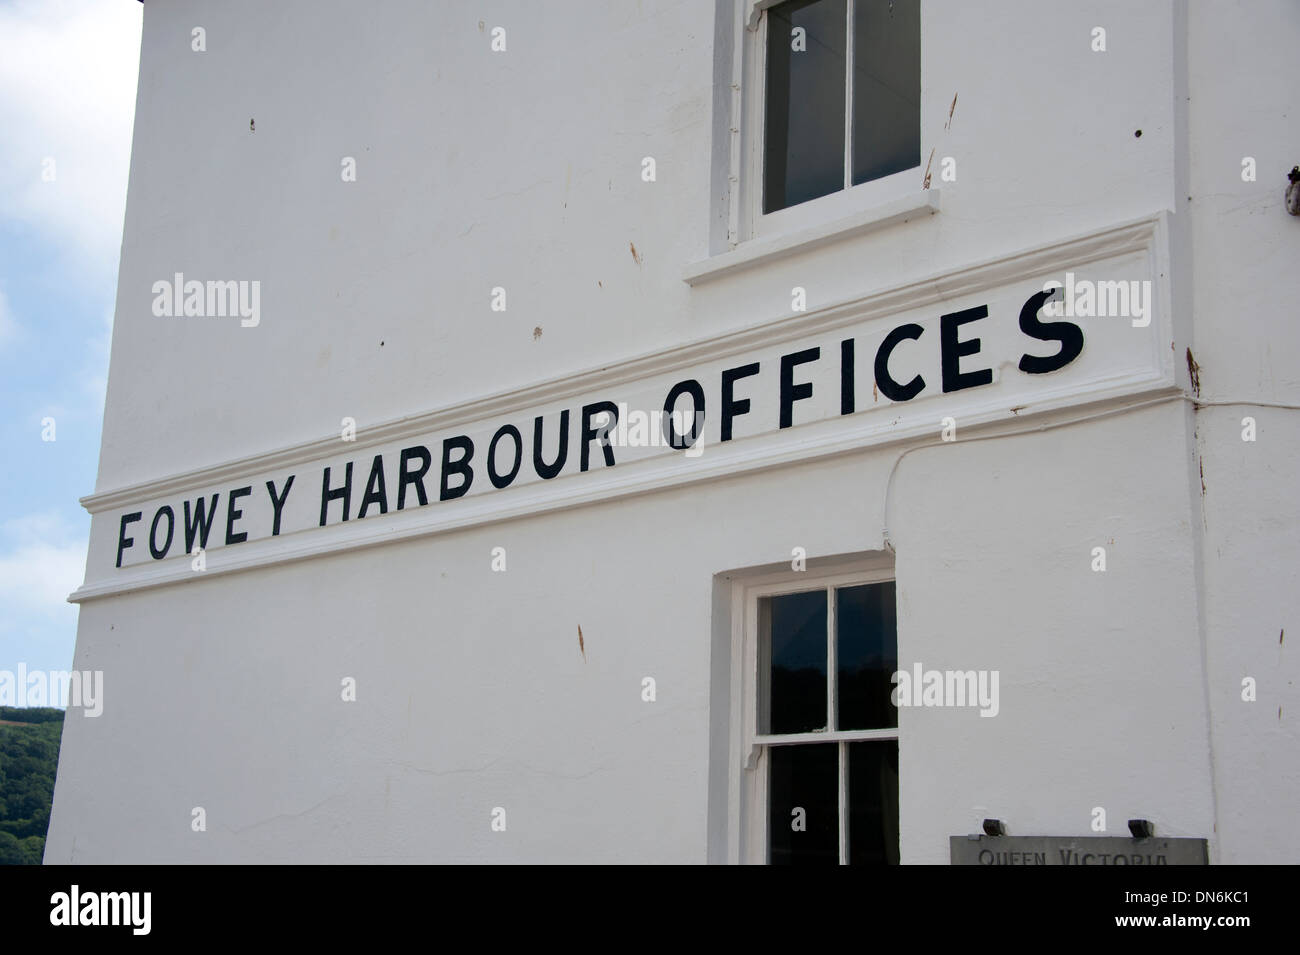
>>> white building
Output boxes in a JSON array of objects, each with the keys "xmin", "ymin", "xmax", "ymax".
[{"xmin": 47, "ymin": 0, "xmax": 1299, "ymax": 864}]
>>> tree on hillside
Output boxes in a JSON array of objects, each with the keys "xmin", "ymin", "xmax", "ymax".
[{"xmin": 0, "ymin": 714, "xmax": 64, "ymax": 865}]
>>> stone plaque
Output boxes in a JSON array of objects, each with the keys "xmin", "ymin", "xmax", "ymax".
[{"xmin": 950, "ymin": 835, "xmax": 1209, "ymax": 865}]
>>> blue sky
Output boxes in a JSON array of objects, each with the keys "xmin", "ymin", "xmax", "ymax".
[{"xmin": 0, "ymin": 0, "xmax": 141, "ymax": 699}]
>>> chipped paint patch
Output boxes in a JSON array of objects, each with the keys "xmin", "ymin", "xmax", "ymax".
[{"xmin": 1186, "ymin": 347, "xmax": 1201, "ymax": 397}]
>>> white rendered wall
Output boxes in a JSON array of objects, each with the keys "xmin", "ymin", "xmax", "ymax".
[
  {"xmin": 1185, "ymin": 0, "xmax": 1300, "ymax": 865},
  {"xmin": 46, "ymin": 0, "xmax": 1298, "ymax": 863}
]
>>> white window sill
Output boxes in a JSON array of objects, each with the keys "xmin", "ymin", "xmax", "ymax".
[{"xmin": 682, "ymin": 189, "xmax": 940, "ymax": 287}]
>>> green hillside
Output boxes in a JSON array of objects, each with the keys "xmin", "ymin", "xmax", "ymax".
[{"xmin": 0, "ymin": 706, "xmax": 64, "ymax": 865}]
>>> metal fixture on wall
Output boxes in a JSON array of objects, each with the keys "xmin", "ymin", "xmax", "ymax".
[{"xmin": 1127, "ymin": 819, "xmax": 1156, "ymax": 838}]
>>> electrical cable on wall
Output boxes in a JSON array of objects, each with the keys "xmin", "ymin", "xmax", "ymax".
[{"xmin": 881, "ymin": 393, "xmax": 1300, "ymax": 551}]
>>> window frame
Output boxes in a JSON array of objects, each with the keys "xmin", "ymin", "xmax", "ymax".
[
  {"xmin": 727, "ymin": 557, "xmax": 899, "ymax": 864},
  {"xmin": 740, "ymin": 0, "xmax": 924, "ymax": 244}
]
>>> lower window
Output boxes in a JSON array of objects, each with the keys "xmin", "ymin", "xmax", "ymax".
[
  {"xmin": 767, "ymin": 740, "xmax": 898, "ymax": 864},
  {"xmin": 739, "ymin": 569, "xmax": 899, "ymax": 864}
]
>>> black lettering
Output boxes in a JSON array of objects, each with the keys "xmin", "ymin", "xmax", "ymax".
[
  {"xmin": 581, "ymin": 401, "xmax": 619, "ymax": 472},
  {"xmin": 662, "ymin": 379, "xmax": 705, "ymax": 449},
  {"xmin": 840, "ymin": 338, "xmax": 855, "ymax": 414},
  {"xmin": 721, "ymin": 362, "xmax": 760, "ymax": 441},
  {"xmin": 940, "ymin": 305, "xmax": 993, "ymax": 393},
  {"xmin": 358, "ymin": 454, "xmax": 389, "ymax": 518},
  {"xmin": 185, "ymin": 494, "xmax": 221, "ymax": 551},
  {"xmin": 487, "ymin": 425, "xmax": 523, "ymax": 489},
  {"xmin": 319, "ymin": 464, "xmax": 352, "ymax": 526},
  {"xmin": 533, "ymin": 411, "xmax": 570, "ymax": 480},
  {"xmin": 148, "ymin": 506, "xmax": 174, "ymax": 560},
  {"xmin": 440, "ymin": 435, "xmax": 474, "ymax": 501},
  {"xmin": 1018, "ymin": 289, "xmax": 1085, "ymax": 374},
  {"xmin": 116, "ymin": 511, "xmax": 142, "ymax": 568},
  {"xmin": 266, "ymin": 476, "xmax": 295, "ymax": 536},
  {"xmin": 225, "ymin": 485, "xmax": 252, "ymax": 545},
  {"xmin": 397, "ymin": 447, "xmax": 431, "ymax": 509},
  {"xmin": 779, "ymin": 347, "xmax": 820, "ymax": 428},
  {"xmin": 874, "ymin": 323, "xmax": 926, "ymax": 401}
]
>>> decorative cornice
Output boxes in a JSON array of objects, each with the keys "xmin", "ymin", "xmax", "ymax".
[{"xmin": 82, "ymin": 211, "xmax": 1165, "ymax": 516}]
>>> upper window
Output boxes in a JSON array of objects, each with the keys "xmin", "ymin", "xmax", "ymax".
[{"xmin": 760, "ymin": 0, "xmax": 920, "ymax": 214}]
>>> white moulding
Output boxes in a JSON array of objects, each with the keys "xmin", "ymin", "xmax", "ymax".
[{"xmin": 683, "ymin": 190, "xmax": 941, "ymax": 286}]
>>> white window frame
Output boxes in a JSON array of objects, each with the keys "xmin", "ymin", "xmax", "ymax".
[
  {"xmin": 726, "ymin": 557, "xmax": 898, "ymax": 864},
  {"xmin": 738, "ymin": 0, "xmax": 924, "ymax": 244}
]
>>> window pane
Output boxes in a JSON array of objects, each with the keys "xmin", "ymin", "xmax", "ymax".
[
  {"xmin": 851, "ymin": 0, "xmax": 920, "ymax": 185},
  {"xmin": 849, "ymin": 740, "xmax": 899, "ymax": 864},
  {"xmin": 836, "ymin": 581, "xmax": 898, "ymax": 730},
  {"xmin": 769, "ymin": 743, "xmax": 838, "ymax": 864},
  {"xmin": 764, "ymin": 0, "xmax": 847, "ymax": 213},
  {"xmin": 759, "ymin": 590, "xmax": 828, "ymax": 734}
]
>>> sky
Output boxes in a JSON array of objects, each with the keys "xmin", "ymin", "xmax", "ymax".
[{"xmin": 0, "ymin": 0, "xmax": 142, "ymax": 700}]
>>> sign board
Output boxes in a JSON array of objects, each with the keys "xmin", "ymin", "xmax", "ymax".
[
  {"xmin": 75, "ymin": 215, "xmax": 1173, "ymax": 601},
  {"xmin": 950, "ymin": 835, "xmax": 1209, "ymax": 866}
]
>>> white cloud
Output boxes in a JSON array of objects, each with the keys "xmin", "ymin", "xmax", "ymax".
[
  {"xmin": 78, "ymin": 302, "xmax": 114, "ymax": 424},
  {"xmin": 0, "ymin": 512, "xmax": 86, "ymax": 620},
  {"xmin": 0, "ymin": 0, "xmax": 142, "ymax": 272}
]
